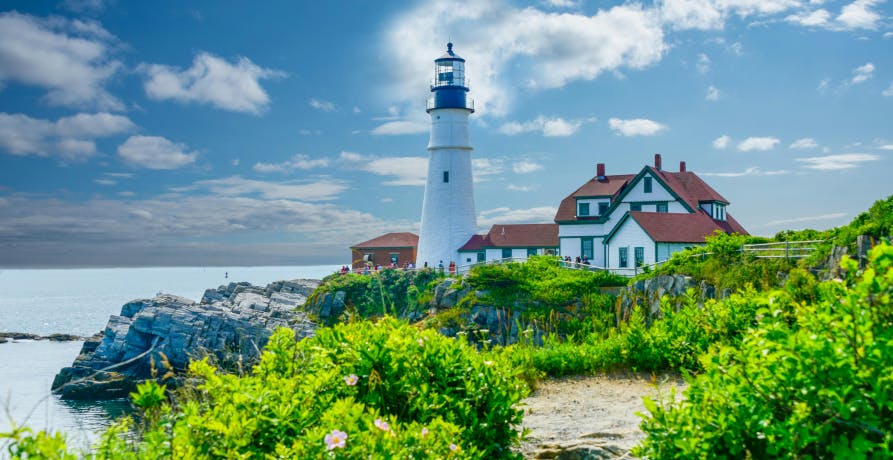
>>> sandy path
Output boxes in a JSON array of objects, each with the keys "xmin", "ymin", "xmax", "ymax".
[{"xmin": 519, "ymin": 373, "xmax": 685, "ymax": 459}]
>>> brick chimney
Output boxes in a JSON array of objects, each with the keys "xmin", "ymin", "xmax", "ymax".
[
  {"xmin": 679, "ymin": 161, "xmax": 687, "ymax": 172},
  {"xmin": 654, "ymin": 153, "xmax": 662, "ymax": 170},
  {"xmin": 596, "ymin": 163, "xmax": 606, "ymax": 181}
]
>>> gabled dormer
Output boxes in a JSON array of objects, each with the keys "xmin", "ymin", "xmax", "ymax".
[{"xmin": 700, "ymin": 201, "xmax": 729, "ymax": 221}]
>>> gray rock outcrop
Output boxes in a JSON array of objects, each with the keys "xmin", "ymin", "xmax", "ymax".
[{"xmin": 52, "ymin": 279, "xmax": 319, "ymax": 400}]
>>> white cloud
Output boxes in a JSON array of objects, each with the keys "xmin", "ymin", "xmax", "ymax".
[
  {"xmin": 353, "ymin": 106, "xmax": 362, "ymax": 114},
  {"xmin": 141, "ymin": 52, "xmax": 284, "ymax": 114},
  {"xmin": 837, "ymin": 0, "xmax": 882, "ymax": 29},
  {"xmin": 478, "ymin": 206, "xmax": 558, "ymax": 227},
  {"xmin": 62, "ymin": 0, "xmax": 107, "ymax": 13},
  {"xmin": 93, "ymin": 178, "xmax": 117, "ymax": 186},
  {"xmin": 737, "ymin": 136, "xmax": 780, "ymax": 151},
  {"xmin": 0, "ymin": 112, "xmax": 135, "ymax": 161},
  {"xmin": 817, "ymin": 78, "xmax": 831, "ymax": 94},
  {"xmin": 309, "ymin": 98, "xmax": 336, "ymax": 112},
  {"xmin": 117, "ymin": 135, "xmax": 198, "ymax": 170},
  {"xmin": 253, "ymin": 154, "xmax": 330, "ymax": 173},
  {"xmin": 543, "ymin": 0, "xmax": 580, "ymax": 8},
  {"xmin": 789, "ymin": 138, "xmax": 819, "ymax": 149},
  {"xmin": 384, "ymin": 0, "xmax": 667, "ymax": 116},
  {"xmin": 796, "ymin": 153, "xmax": 882, "ymax": 170},
  {"xmin": 700, "ymin": 166, "xmax": 789, "ymax": 177},
  {"xmin": 882, "ymin": 82, "xmax": 893, "ymax": 97},
  {"xmin": 761, "ymin": 212, "xmax": 847, "ymax": 227},
  {"xmin": 659, "ymin": 0, "xmax": 801, "ymax": 31},
  {"xmin": 713, "ymin": 134, "xmax": 731, "ymax": 149},
  {"xmin": 177, "ymin": 176, "xmax": 347, "ymax": 201},
  {"xmin": 850, "ymin": 62, "xmax": 874, "ymax": 84},
  {"xmin": 608, "ymin": 118, "xmax": 667, "ymax": 136},
  {"xmin": 705, "ymin": 85, "xmax": 720, "ymax": 101},
  {"xmin": 0, "ymin": 12, "xmax": 123, "ymax": 110},
  {"xmin": 785, "ymin": 9, "xmax": 831, "ymax": 26},
  {"xmin": 512, "ymin": 161, "xmax": 543, "ymax": 174},
  {"xmin": 506, "ymin": 184, "xmax": 536, "ymax": 191},
  {"xmin": 885, "ymin": 32, "xmax": 893, "ymax": 38},
  {"xmin": 499, "ymin": 116, "xmax": 588, "ymax": 137},
  {"xmin": 696, "ymin": 53, "xmax": 711, "ymax": 74},
  {"xmin": 879, "ymin": 144, "xmax": 893, "ymax": 150},
  {"xmin": 371, "ymin": 120, "xmax": 428, "ymax": 135}
]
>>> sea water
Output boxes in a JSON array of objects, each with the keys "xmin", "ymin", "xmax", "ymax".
[{"xmin": 0, "ymin": 265, "xmax": 340, "ymax": 449}]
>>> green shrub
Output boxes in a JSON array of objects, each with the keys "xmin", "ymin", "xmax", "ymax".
[
  {"xmin": 309, "ymin": 269, "xmax": 442, "ymax": 321},
  {"xmin": 636, "ymin": 243, "xmax": 893, "ymax": 458}
]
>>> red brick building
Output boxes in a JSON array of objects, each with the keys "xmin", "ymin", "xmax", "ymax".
[{"xmin": 350, "ymin": 232, "xmax": 419, "ymax": 270}]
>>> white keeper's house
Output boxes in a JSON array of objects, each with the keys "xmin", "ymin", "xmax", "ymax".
[{"xmin": 550, "ymin": 154, "xmax": 748, "ymax": 270}]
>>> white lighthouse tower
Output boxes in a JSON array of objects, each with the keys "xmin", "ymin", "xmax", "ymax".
[{"xmin": 416, "ymin": 43, "xmax": 476, "ymax": 268}]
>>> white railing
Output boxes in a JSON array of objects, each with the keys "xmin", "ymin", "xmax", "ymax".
[
  {"xmin": 456, "ymin": 257, "xmax": 665, "ymax": 277},
  {"xmin": 742, "ymin": 240, "xmax": 824, "ymax": 259}
]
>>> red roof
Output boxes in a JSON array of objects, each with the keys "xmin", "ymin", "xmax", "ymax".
[
  {"xmin": 554, "ymin": 165, "xmax": 732, "ymax": 223},
  {"xmin": 458, "ymin": 234, "xmax": 490, "ymax": 251},
  {"xmin": 625, "ymin": 211, "xmax": 748, "ymax": 243},
  {"xmin": 554, "ymin": 174, "xmax": 634, "ymax": 222},
  {"xmin": 459, "ymin": 224, "xmax": 559, "ymax": 250},
  {"xmin": 651, "ymin": 167, "xmax": 728, "ymax": 210},
  {"xmin": 351, "ymin": 232, "xmax": 418, "ymax": 249}
]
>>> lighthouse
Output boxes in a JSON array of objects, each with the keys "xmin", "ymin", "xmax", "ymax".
[{"xmin": 415, "ymin": 43, "xmax": 477, "ymax": 268}]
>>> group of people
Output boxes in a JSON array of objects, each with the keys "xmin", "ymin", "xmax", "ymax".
[
  {"xmin": 338, "ymin": 259, "xmax": 459, "ymax": 276},
  {"xmin": 562, "ymin": 255, "xmax": 591, "ymax": 266}
]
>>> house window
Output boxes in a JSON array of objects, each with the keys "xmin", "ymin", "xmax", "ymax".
[
  {"xmin": 619, "ymin": 247, "xmax": 628, "ymax": 268},
  {"xmin": 389, "ymin": 253, "xmax": 399, "ymax": 265},
  {"xmin": 644, "ymin": 176, "xmax": 653, "ymax": 193},
  {"xmin": 501, "ymin": 248, "xmax": 512, "ymax": 259},
  {"xmin": 443, "ymin": 171, "xmax": 449, "ymax": 183},
  {"xmin": 634, "ymin": 247, "xmax": 645, "ymax": 266},
  {"xmin": 598, "ymin": 202, "xmax": 609, "ymax": 216},
  {"xmin": 527, "ymin": 248, "xmax": 538, "ymax": 257},
  {"xmin": 363, "ymin": 253, "xmax": 374, "ymax": 263},
  {"xmin": 657, "ymin": 202, "xmax": 668, "ymax": 213},
  {"xmin": 477, "ymin": 252, "xmax": 486, "ymax": 262},
  {"xmin": 630, "ymin": 203, "xmax": 642, "ymax": 212},
  {"xmin": 578, "ymin": 202, "xmax": 590, "ymax": 216},
  {"xmin": 581, "ymin": 238, "xmax": 594, "ymax": 260}
]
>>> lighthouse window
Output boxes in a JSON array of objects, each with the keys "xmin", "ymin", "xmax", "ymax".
[{"xmin": 443, "ymin": 171, "xmax": 449, "ymax": 183}]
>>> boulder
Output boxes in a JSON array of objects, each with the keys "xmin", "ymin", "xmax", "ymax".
[{"xmin": 52, "ymin": 279, "xmax": 320, "ymax": 400}]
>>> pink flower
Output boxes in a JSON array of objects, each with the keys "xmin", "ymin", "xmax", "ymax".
[
  {"xmin": 421, "ymin": 427, "xmax": 429, "ymax": 437},
  {"xmin": 417, "ymin": 338, "xmax": 424, "ymax": 347},
  {"xmin": 449, "ymin": 443, "xmax": 459, "ymax": 452},
  {"xmin": 344, "ymin": 374, "xmax": 358, "ymax": 386},
  {"xmin": 324, "ymin": 429, "xmax": 347, "ymax": 450},
  {"xmin": 374, "ymin": 418, "xmax": 390, "ymax": 432}
]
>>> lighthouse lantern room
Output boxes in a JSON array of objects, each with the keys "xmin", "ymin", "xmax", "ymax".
[{"xmin": 416, "ymin": 43, "xmax": 477, "ymax": 268}]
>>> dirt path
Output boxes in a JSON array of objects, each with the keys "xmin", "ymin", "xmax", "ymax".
[{"xmin": 519, "ymin": 373, "xmax": 685, "ymax": 459}]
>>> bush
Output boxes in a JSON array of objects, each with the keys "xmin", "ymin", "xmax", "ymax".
[
  {"xmin": 309, "ymin": 269, "xmax": 442, "ymax": 322},
  {"xmin": 635, "ymin": 243, "xmax": 893, "ymax": 458},
  {"xmin": 3, "ymin": 319, "xmax": 527, "ymax": 459}
]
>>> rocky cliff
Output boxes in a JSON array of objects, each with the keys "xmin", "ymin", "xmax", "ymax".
[{"xmin": 52, "ymin": 279, "xmax": 319, "ymax": 400}]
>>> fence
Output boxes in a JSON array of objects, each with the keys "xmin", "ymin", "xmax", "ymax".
[{"xmin": 741, "ymin": 240, "xmax": 824, "ymax": 260}]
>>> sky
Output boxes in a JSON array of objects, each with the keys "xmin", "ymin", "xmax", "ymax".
[{"xmin": 0, "ymin": 0, "xmax": 891, "ymax": 267}]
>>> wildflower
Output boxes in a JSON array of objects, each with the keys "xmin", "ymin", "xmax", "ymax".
[
  {"xmin": 374, "ymin": 418, "xmax": 390, "ymax": 432},
  {"xmin": 421, "ymin": 427, "xmax": 429, "ymax": 437},
  {"xmin": 449, "ymin": 443, "xmax": 460, "ymax": 452},
  {"xmin": 344, "ymin": 374, "xmax": 358, "ymax": 386},
  {"xmin": 483, "ymin": 360, "xmax": 494, "ymax": 366},
  {"xmin": 325, "ymin": 430, "xmax": 347, "ymax": 450},
  {"xmin": 417, "ymin": 338, "xmax": 424, "ymax": 346}
]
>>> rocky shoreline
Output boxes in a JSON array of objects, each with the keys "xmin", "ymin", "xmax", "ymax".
[
  {"xmin": 0, "ymin": 331, "xmax": 86, "ymax": 344},
  {"xmin": 50, "ymin": 279, "xmax": 320, "ymax": 400}
]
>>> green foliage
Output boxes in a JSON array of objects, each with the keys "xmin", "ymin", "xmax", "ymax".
[
  {"xmin": 309, "ymin": 269, "xmax": 442, "ymax": 322},
  {"xmin": 58, "ymin": 318, "xmax": 522, "ymax": 459},
  {"xmin": 636, "ymin": 243, "xmax": 893, "ymax": 458},
  {"xmin": 493, "ymin": 287, "xmax": 765, "ymax": 378},
  {"xmin": 1, "ymin": 427, "xmax": 78, "ymax": 460},
  {"xmin": 649, "ymin": 232, "xmax": 796, "ymax": 291}
]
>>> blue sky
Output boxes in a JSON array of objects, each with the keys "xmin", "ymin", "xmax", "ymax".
[{"xmin": 0, "ymin": 0, "xmax": 890, "ymax": 267}]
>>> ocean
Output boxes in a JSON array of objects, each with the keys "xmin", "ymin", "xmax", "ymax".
[{"xmin": 0, "ymin": 265, "xmax": 340, "ymax": 451}]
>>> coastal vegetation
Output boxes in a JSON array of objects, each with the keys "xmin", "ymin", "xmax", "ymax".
[{"xmin": 3, "ymin": 195, "xmax": 891, "ymax": 458}]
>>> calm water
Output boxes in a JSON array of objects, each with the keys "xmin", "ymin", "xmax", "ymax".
[{"xmin": 0, "ymin": 265, "xmax": 340, "ymax": 449}]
